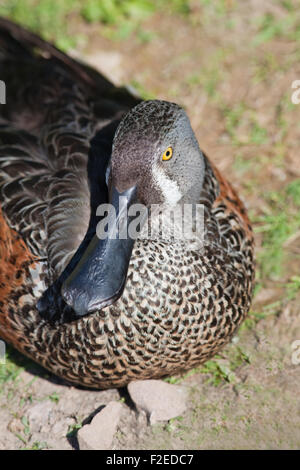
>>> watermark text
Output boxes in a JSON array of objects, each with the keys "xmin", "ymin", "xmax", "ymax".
[
  {"xmin": 291, "ymin": 340, "xmax": 300, "ymax": 365},
  {"xmin": 0, "ymin": 80, "xmax": 6, "ymax": 104},
  {"xmin": 0, "ymin": 340, "xmax": 5, "ymax": 365},
  {"xmin": 291, "ymin": 80, "xmax": 300, "ymax": 104}
]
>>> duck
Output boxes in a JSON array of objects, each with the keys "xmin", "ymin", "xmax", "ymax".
[{"xmin": 0, "ymin": 18, "xmax": 255, "ymax": 389}]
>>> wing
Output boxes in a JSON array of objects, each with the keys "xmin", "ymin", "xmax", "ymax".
[
  {"xmin": 0, "ymin": 17, "xmax": 140, "ymax": 281},
  {"xmin": 0, "ymin": 122, "xmax": 92, "ymax": 279}
]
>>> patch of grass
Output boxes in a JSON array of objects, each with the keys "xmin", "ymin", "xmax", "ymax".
[
  {"xmin": 0, "ymin": 347, "xmax": 24, "ymax": 386},
  {"xmin": 66, "ymin": 422, "xmax": 82, "ymax": 438},
  {"xmin": 253, "ymin": 13, "xmax": 291, "ymax": 45},
  {"xmin": 0, "ymin": 345, "xmax": 47, "ymax": 400},
  {"xmin": 198, "ymin": 0, "xmax": 236, "ymax": 18},
  {"xmin": 253, "ymin": 13, "xmax": 285, "ymax": 45},
  {"xmin": 81, "ymin": 0, "xmax": 154, "ymax": 24},
  {"xmin": 164, "ymin": 415, "xmax": 186, "ymax": 434},
  {"xmin": 194, "ymin": 342, "xmax": 253, "ymax": 387},
  {"xmin": 199, "ymin": 358, "xmax": 236, "ymax": 386},
  {"xmin": 274, "ymin": 92, "xmax": 297, "ymax": 142},
  {"xmin": 23, "ymin": 441, "xmax": 49, "ymax": 450},
  {"xmin": 256, "ymin": 211, "xmax": 291, "ymax": 279},
  {"xmin": 252, "ymin": 8, "xmax": 300, "ymax": 46},
  {"xmin": 164, "ymin": 365, "xmax": 203, "ymax": 384},
  {"xmin": 196, "ymin": 68, "xmax": 220, "ymax": 98},
  {"xmin": 286, "ymin": 275, "xmax": 300, "ymax": 300},
  {"xmin": 14, "ymin": 415, "xmax": 33, "ymax": 448},
  {"xmin": 165, "ymin": 341, "xmax": 252, "ymax": 387},
  {"xmin": 186, "ymin": 48, "xmax": 229, "ymax": 99},
  {"xmin": 81, "ymin": 0, "xmax": 193, "ymax": 40},
  {"xmin": 279, "ymin": 0, "xmax": 294, "ymax": 12},
  {"xmin": 223, "ymin": 102, "xmax": 247, "ymax": 145},
  {"xmin": 232, "ymin": 154, "xmax": 252, "ymax": 175},
  {"xmin": 186, "ymin": 65, "xmax": 220, "ymax": 98},
  {"xmin": 254, "ymin": 180, "xmax": 300, "ymax": 281},
  {"xmin": 252, "ymin": 52, "xmax": 280, "ymax": 84},
  {"xmin": 13, "ymin": 414, "xmax": 49, "ymax": 448},
  {"xmin": 241, "ymin": 300, "xmax": 283, "ymax": 331},
  {"xmin": 168, "ymin": 0, "xmax": 191, "ymax": 15},
  {"xmin": 0, "ymin": 0, "xmax": 82, "ymax": 50},
  {"xmin": 136, "ymin": 28, "xmax": 156, "ymax": 43},
  {"xmin": 82, "ymin": 0, "xmax": 191, "ymax": 26},
  {"xmin": 286, "ymin": 178, "xmax": 300, "ymax": 203},
  {"xmin": 249, "ymin": 121, "xmax": 268, "ymax": 145},
  {"xmin": 19, "ymin": 393, "xmax": 34, "ymax": 408},
  {"xmin": 222, "ymin": 102, "xmax": 269, "ymax": 147},
  {"xmin": 229, "ymin": 346, "xmax": 251, "ymax": 367},
  {"xmin": 48, "ymin": 392, "xmax": 60, "ymax": 404},
  {"xmin": 233, "ymin": 154, "xmax": 265, "ymax": 176},
  {"xmin": 0, "ymin": 0, "xmax": 193, "ymax": 48},
  {"xmin": 81, "ymin": 0, "xmax": 155, "ymax": 40},
  {"xmin": 21, "ymin": 416, "xmax": 30, "ymax": 436}
]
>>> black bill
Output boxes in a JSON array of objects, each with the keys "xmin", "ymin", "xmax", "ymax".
[{"xmin": 60, "ymin": 184, "xmax": 146, "ymax": 317}]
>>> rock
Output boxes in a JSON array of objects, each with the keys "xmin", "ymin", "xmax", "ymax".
[
  {"xmin": 127, "ymin": 380, "xmax": 188, "ymax": 424},
  {"xmin": 77, "ymin": 401, "xmax": 123, "ymax": 450}
]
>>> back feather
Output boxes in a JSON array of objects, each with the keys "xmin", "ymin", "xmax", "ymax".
[{"xmin": 0, "ymin": 17, "xmax": 140, "ymax": 279}]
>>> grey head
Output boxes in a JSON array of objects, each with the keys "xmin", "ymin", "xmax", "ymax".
[
  {"xmin": 110, "ymin": 99, "xmax": 205, "ymax": 206},
  {"xmin": 41, "ymin": 100, "xmax": 206, "ymax": 320}
]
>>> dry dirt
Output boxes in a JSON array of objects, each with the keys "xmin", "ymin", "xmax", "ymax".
[{"xmin": 0, "ymin": 0, "xmax": 299, "ymax": 450}]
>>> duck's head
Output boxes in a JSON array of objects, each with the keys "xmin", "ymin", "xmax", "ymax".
[
  {"xmin": 61, "ymin": 100, "xmax": 205, "ymax": 317},
  {"xmin": 110, "ymin": 100, "xmax": 205, "ymax": 206}
]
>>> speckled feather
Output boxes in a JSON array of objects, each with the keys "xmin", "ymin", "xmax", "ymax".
[{"xmin": 0, "ymin": 19, "xmax": 254, "ymax": 388}]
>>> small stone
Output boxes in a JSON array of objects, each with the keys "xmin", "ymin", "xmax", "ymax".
[
  {"xmin": 77, "ymin": 401, "xmax": 123, "ymax": 450},
  {"xmin": 128, "ymin": 380, "xmax": 188, "ymax": 424}
]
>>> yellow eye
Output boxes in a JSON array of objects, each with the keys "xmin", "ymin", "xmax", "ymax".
[{"xmin": 162, "ymin": 146, "xmax": 173, "ymax": 161}]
